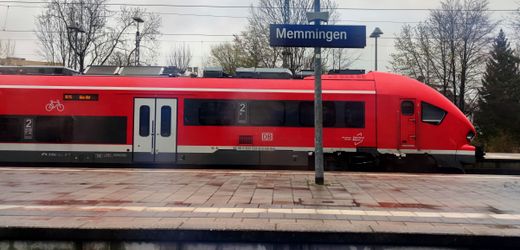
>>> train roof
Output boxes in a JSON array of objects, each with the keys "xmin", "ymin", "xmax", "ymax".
[{"xmin": 0, "ymin": 72, "xmax": 379, "ymax": 93}]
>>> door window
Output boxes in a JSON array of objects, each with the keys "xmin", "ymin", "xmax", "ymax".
[
  {"xmin": 139, "ymin": 106, "xmax": 150, "ymax": 137},
  {"xmin": 401, "ymin": 101, "xmax": 414, "ymax": 116},
  {"xmin": 160, "ymin": 106, "xmax": 172, "ymax": 136}
]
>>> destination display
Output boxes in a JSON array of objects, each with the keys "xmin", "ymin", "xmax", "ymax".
[
  {"xmin": 269, "ymin": 24, "xmax": 366, "ymax": 48},
  {"xmin": 64, "ymin": 94, "xmax": 99, "ymax": 101}
]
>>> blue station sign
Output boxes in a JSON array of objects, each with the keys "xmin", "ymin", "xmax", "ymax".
[{"xmin": 269, "ymin": 24, "xmax": 366, "ymax": 48}]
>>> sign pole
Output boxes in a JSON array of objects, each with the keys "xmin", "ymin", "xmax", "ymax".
[
  {"xmin": 268, "ymin": 5, "xmax": 367, "ymax": 186},
  {"xmin": 313, "ymin": 0, "xmax": 324, "ymax": 185}
]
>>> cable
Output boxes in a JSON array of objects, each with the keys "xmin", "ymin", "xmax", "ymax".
[
  {"xmin": 0, "ymin": 4, "xmax": 493, "ymax": 24},
  {"xmin": 0, "ymin": 1, "xmax": 516, "ymax": 12}
]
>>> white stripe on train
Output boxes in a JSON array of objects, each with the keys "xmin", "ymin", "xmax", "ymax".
[
  {"xmin": 0, "ymin": 85, "xmax": 376, "ymax": 95},
  {"xmin": 0, "ymin": 143, "xmax": 474, "ymax": 155}
]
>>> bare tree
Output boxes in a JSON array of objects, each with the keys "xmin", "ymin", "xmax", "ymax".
[
  {"xmin": 36, "ymin": 0, "xmax": 161, "ymax": 71},
  {"xmin": 329, "ymin": 48, "xmax": 360, "ymax": 72},
  {"xmin": 210, "ymin": 0, "xmax": 347, "ymax": 74},
  {"xmin": 0, "ymin": 40, "xmax": 15, "ymax": 59},
  {"xmin": 99, "ymin": 7, "xmax": 162, "ymax": 66},
  {"xmin": 167, "ymin": 44, "xmax": 192, "ymax": 72},
  {"xmin": 209, "ymin": 42, "xmax": 242, "ymax": 74},
  {"xmin": 391, "ymin": 0, "xmax": 495, "ymax": 114}
]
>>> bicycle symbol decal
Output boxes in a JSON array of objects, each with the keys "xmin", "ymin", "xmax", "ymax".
[{"xmin": 45, "ymin": 100, "xmax": 65, "ymax": 112}]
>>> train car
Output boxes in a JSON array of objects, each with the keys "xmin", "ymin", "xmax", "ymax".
[{"xmin": 0, "ymin": 72, "xmax": 476, "ymax": 169}]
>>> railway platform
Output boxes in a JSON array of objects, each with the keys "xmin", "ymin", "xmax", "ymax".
[
  {"xmin": 471, "ymin": 152, "xmax": 520, "ymax": 174},
  {"xmin": 0, "ymin": 166, "xmax": 519, "ymax": 248}
]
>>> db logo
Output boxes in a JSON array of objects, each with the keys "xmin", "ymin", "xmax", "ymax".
[
  {"xmin": 261, "ymin": 132, "xmax": 274, "ymax": 142},
  {"xmin": 45, "ymin": 100, "xmax": 65, "ymax": 112}
]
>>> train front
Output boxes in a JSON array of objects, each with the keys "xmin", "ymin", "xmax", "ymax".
[{"xmin": 373, "ymin": 72, "xmax": 477, "ymax": 169}]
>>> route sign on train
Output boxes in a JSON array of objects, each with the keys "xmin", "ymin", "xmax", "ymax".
[{"xmin": 269, "ymin": 24, "xmax": 366, "ymax": 48}]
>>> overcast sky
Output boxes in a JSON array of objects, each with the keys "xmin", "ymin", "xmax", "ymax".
[{"xmin": 0, "ymin": 0, "xmax": 519, "ymax": 71}]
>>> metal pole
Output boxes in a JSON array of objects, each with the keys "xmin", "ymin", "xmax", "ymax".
[
  {"xmin": 314, "ymin": 0, "xmax": 324, "ymax": 185},
  {"xmin": 74, "ymin": 30, "xmax": 78, "ymax": 71},
  {"xmin": 282, "ymin": 0, "xmax": 290, "ymax": 69},
  {"xmin": 135, "ymin": 22, "xmax": 140, "ymax": 66},
  {"xmin": 374, "ymin": 37, "xmax": 378, "ymax": 71}
]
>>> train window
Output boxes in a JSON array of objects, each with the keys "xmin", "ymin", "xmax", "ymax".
[
  {"xmin": 344, "ymin": 102, "xmax": 365, "ymax": 128},
  {"xmin": 34, "ymin": 116, "xmax": 73, "ymax": 143},
  {"xmin": 161, "ymin": 106, "xmax": 172, "ymax": 137},
  {"xmin": 139, "ymin": 106, "xmax": 150, "ymax": 137},
  {"xmin": 199, "ymin": 101, "xmax": 236, "ymax": 125},
  {"xmin": 70, "ymin": 116, "xmax": 126, "ymax": 144},
  {"xmin": 422, "ymin": 102, "xmax": 447, "ymax": 125},
  {"xmin": 185, "ymin": 99, "xmax": 363, "ymax": 128},
  {"xmin": 0, "ymin": 117, "xmax": 22, "ymax": 142},
  {"xmin": 298, "ymin": 102, "xmax": 337, "ymax": 127},
  {"xmin": 1, "ymin": 116, "xmax": 126, "ymax": 143},
  {"xmin": 250, "ymin": 101, "xmax": 285, "ymax": 126},
  {"xmin": 237, "ymin": 102, "xmax": 248, "ymax": 124},
  {"xmin": 299, "ymin": 102, "xmax": 314, "ymax": 127},
  {"xmin": 401, "ymin": 101, "xmax": 415, "ymax": 116},
  {"xmin": 324, "ymin": 102, "xmax": 336, "ymax": 127}
]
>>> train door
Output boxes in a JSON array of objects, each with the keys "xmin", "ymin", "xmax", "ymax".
[
  {"xmin": 399, "ymin": 99, "xmax": 417, "ymax": 149},
  {"xmin": 133, "ymin": 98, "xmax": 177, "ymax": 163}
]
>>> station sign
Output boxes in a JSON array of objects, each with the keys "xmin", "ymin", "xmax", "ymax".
[{"xmin": 269, "ymin": 24, "xmax": 366, "ymax": 48}]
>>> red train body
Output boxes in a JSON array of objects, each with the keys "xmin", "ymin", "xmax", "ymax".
[{"xmin": 0, "ymin": 72, "xmax": 476, "ymax": 169}]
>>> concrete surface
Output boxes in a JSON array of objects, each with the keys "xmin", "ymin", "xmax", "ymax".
[{"xmin": 0, "ymin": 167, "xmax": 519, "ymax": 248}]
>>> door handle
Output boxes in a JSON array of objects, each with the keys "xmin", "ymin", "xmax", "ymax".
[{"xmin": 151, "ymin": 120, "xmax": 155, "ymax": 154}]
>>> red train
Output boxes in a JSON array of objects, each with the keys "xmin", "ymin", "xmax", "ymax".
[{"xmin": 0, "ymin": 72, "xmax": 476, "ymax": 169}]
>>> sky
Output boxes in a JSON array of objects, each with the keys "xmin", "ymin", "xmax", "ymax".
[{"xmin": 0, "ymin": 0, "xmax": 519, "ymax": 72}]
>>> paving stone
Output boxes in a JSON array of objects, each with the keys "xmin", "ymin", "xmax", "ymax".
[{"xmin": 1, "ymin": 167, "xmax": 520, "ymax": 237}]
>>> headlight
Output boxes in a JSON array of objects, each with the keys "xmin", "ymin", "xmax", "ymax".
[{"xmin": 466, "ymin": 131, "xmax": 475, "ymax": 142}]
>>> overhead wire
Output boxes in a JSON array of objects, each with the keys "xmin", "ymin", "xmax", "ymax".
[{"xmin": 0, "ymin": 1, "xmax": 517, "ymax": 12}]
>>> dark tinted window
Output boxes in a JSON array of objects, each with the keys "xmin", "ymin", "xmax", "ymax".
[
  {"xmin": 422, "ymin": 102, "xmax": 447, "ymax": 125},
  {"xmin": 199, "ymin": 101, "xmax": 236, "ymax": 125},
  {"xmin": 35, "ymin": 116, "xmax": 73, "ymax": 143},
  {"xmin": 324, "ymin": 102, "xmax": 337, "ymax": 127},
  {"xmin": 139, "ymin": 106, "xmax": 150, "ymax": 137},
  {"xmin": 401, "ymin": 101, "xmax": 414, "ymax": 116},
  {"xmin": 33, "ymin": 116, "xmax": 126, "ymax": 143},
  {"xmin": 161, "ymin": 106, "xmax": 172, "ymax": 137},
  {"xmin": 298, "ymin": 102, "xmax": 314, "ymax": 127},
  {"xmin": 185, "ymin": 99, "xmax": 364, "ymax": 128},
  {"xmin": 0, "ymin": 116, "xmax": 126, "ymax": 143},
  {"xmin": 344, "ymin": 102, "xmax": 365, "ymax": 128},
  {"xmin": 71, "ymin": 116, "xmax": 126, "ymax": 143},
  {"xmin": 250, "ymin": 101, "xmax": 285, "ymax": 126},
  {"xmin": 298, "ymin": 102, "xmax": 337, "ymax": 127},
  {"xmin": 0, "ymin": 117, "xmax": 22, "ymax": 142}
]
